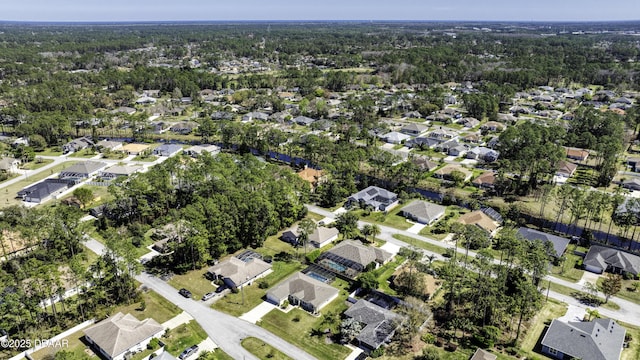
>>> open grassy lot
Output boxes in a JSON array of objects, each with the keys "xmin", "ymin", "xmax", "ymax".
[
  {"xmin": 71, "ymin": 148, "xmax": 100, "ymax": 158},
  {"xmin": 0, "ymin": 161, "xmax": 77, "ymax": 208},
  {"xmin": 258, "ymin": 279, "xmax": 352, "ymax": 360},
  {"xmin": 597, "ymin": 277, "xmax": 640, "ymax": 305},
  {"xmin": 357, "ymin": 205, "xmax": 413, "ymax": 230},
  {"xmin": 547, "ymin": 281, "xmax": 620, "ymax": 310},
  {"xmin": 212, "ymin": 260, "xmax": 304, "ymax": 317},
  {"xmin": 550, "ymin": 246, "xmax": 586, "ymax": 283},
  {"xmin": 21, "ymin": 158, "xmax": 54, "ymax": 170},
  {"xmin": 306, "ymin": 211, "xmax": 325, "ymax": 222},
  {"xmin": 620, "ymin": 321, "xmax": 640, "ymax": 360},
  {"xmin": 36, "ymin": 148, "xmax": 63, "ymax": 156},
  {"xmin": 168, "ymin": 269, "xmax": 216, "ymax": 301},
  {"xmin": 29, "ymin": 328, "xmax": 92, "ymax": 360},
  {"xmin": 133, "ymin": 154, "xmax": 158, "ymax": 162},
  {"xmin": 393, "ymin": 234, "xmax": 449, "ymax": 255},
  {"xmin": 114, "ymin": 288, "xmax": 182, "ymax": 323},
  {"xmin": 241, "ymin": 337, "xmax": 293, "ymax": 360},
  {"xmin": 198, "ymin": 348, "xmax": 235, "ymax": 360},
  {"xmin": 519, "ymin": 299, "xmax": 568, "ymax": 359}
]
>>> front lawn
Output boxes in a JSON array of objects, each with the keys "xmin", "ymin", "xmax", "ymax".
[
  {"xmin": 550, "ymin": 249, "xmax": 585, "ymax": 283},
  {"xmin": 0, "ymin": 161, "xmax": 78, "ymax": 208},
  {"xmin": 258, "ymin": 279, "xmax": 352, "ymax": 360},
  {"xmin": 358, "ymin": 206, "xmax": 413, "ymax": 230},
  {"xmin": 164, "ymin": 321, "xmax": 209, "ymax": 357},
  {"xmin": 519, "ymin": 299, "xmax": 568, "ymax": 359},
  {"xmin": 21, "ymin": 158, "xmax": 54, "ymax": 170},
  {"xmin": 392, "ymin": 234, "xmax": 448, "ymax": 255},
  {"xmin": 597, "ymin": 277, "xmax": 640, "ymax": 305},
  {"xmin": 241, "ymin": 337, "xmax": 293, "ymax": 360},
  {"xmin": 168, "ymin": 269, "xmax": 216, "ymax": 301}
]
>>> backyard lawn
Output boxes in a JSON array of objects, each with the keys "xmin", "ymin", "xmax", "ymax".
[
  {"xmin": 168, "ymin": 269, "xmax": 216, "ymax": 301},
  {"xmin": 519, "ymin": 299, "xmax": 568, "ymax": 359}
]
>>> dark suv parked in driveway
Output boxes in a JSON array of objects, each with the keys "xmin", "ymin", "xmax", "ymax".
[
  {"xmin": 179, "ymin": 345, "xmax": 199, "ymax": 359},
  {"xmin": 178, "ymin": 288, "xmax": 192, "ymax": 298}
]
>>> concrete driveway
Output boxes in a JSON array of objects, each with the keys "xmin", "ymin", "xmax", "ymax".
[{"xmin": 240, "ymin": 301, "xmax": 277, "ymax": 324}]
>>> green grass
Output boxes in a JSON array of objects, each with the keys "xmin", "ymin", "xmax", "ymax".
[
  {"xmin": 198, "ymin": 348, "xmax": 235, "ymax": 360},
  {"xmin": 550, "ymin": 251, "xmax": 584, "ymax": 283},
  {"xmin": 29, "ymin": 328, "xmax": 92, "ymax": 360},
  {"xmin": 0, "ymin": 161, "xmax": 78, "ymax": 208},
  {"xmin": 306, "ymin": 211, "xmax": 326, "ymax": 222},
  {"xmin": 619, "ymin": 321, "xmax": 640, "ymax": 360},
  {"xmin": 21, "ymin": 158, "xmax": 54, "ymax": 170},
  {"xmin": 548, "ymin": 282, "xmax": 620, "ymax": 311},
  {"xmin": 373, "ymin": 255, "xmax": 405, "ymax": 295},
  {"xmin": 212, "ymin": 260, "xmax": 304, "ymax": 317},
  {"xmin": 71, "ymin": 148, "xmax": 100, "ymax": 158},
  {"xmin": 519, "ymin": 299, "xmax": 568, "ymax": 359},
  {"xmin": 113, "ymin": 289, "xmax": 182, "ymax": 323},
  {"xmin": 258, "ymin": 280, "xmax": 352, "ymax": 360},
  {"xmin": 133, "ymin": 154, "xmax": 159, "ymax": 162},
  {"xmin": 392, "ymin": 234, "xmax": 448, "ymax": 255},
  {"xmin": 164, "ymin": 321, "xmax": 209, "ymax": 357},
  {"xmin": 241, "ymin": 337, "xmax": 294, "ymax": 360},
  {"xmin": 36, "ymin": 148, "xmax": 63, "ymax": 156},
  {"xmin": 597, "ymin": 277, "xmax": 640, "ymax": 305},
  {"xmin": 358, "ymin": 205, "xmax": 413, "ymax": 230},
  {"xmin": 168, "ymin": 269, "xmax": 216, "ymax": 301}
]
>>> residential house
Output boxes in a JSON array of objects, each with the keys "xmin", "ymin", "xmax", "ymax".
[
  {"xmin": 540, "ymin": 318, "xmax": 625, "ymax": 360},
  {"xmin": 63, "ymin": 136, "xmax": 95, "ymax": 154},
  {"xmin": 380, "ymin": 131, "xmax": 411, "ymax": 144},
  {"xmin": 622, "ymin": 178, "xmax": 640, "ymax": 191},
  {"xmin": 121, "ymin": 143, "xmax": 150, "ymax": 155},
  {"xmin": 472, "ymin": 172, "xmax": 497, "ymax": 189},
  {"xmin": 17, "ymin": 179, "xmax": 71, "ymax": 203},
  {"xmin": 135, "ymin": 96, "xmax": 157, "ymax": 104},
  {"xmin": 308, "ymin": 226, "xmax": 339, "ymax": 248},
  {"xmin": 517, "ymin": 227, "xmax": 570, "ymax": 258},
  {"xmin": 459, "ymin": 117, "xmax": 480, "ymax": 128},
  {"xmin": 433, "ymin": 164, "xmax": 473, "ymax": 182},
  {"xmin": 403, "ymin": 111, "xmax": 422, "ymax": 119},
  {"xmin": 266, "ymin": 272, "xmax": 339, "ymax": 314},
  {"xmin": 152, "ymin": 144, "xmax": 183, "ymax": 157},
  {"xmin": 294, "ymin": 116, "xmax": 316, "ymax": 126},
  {"xmin": 436, "ymin": 141, "xmax": 469, "ymax": 156},
  {"xmin": 458, "ymin": 210, "xmax": 500, "ymax": 236},
  {"xmin": 96, "ymin": 140, "xmax": 123, "ymax": 152},
  {"xmin": 112, "ymin": 107, "xmax": 136, "ymax": 115},
  {"xmin": 470, "ymin": 349, "xmax": 497, "ymax": 360},
  {"xmin": 343, "ymin": 299, "xmax": 401, "ymax": 352},
  {"xmin": 466, "ymin": 146, "xmax": 499, "ymax": 162},
  {"xmin": 317, "ymin": 240, "xmax": 393, "ymax": 279},
  {"xmin": 281, "ymin": 228, "xmax": 300, "ymax": 246},
  {"xmin": 427, "ymin": 128, "xmax": 458, "ymax": 142},
  {"xmin": 411, "ymin": 157, "xmax": 439, "ymax": 172},
  {"xmin": 83, "ymin": 312, "xmax": 164, "ymax": 360},
  {"xmin": 0, "ymin": 157, "xmax": 20, "ymax": 173},
  {"xmin": 346, "ymin": 186, "xmax": 399, "ymax": 211},
  {"xmin": 565, "ymin": 147, "xmax": 590, "ymax": 161},
  {"xmin": 626, "ymin": 157, "xmax": 640, "ymax": 172},
  {"xmin": 297, "ymin": 167, "xmax": 326, "ymax": 189},
  {"xmin": 206, "ymin": 256, "xmax": 272, "ymax": 291},
  {"xmin": 555, "ymin": 160, "xmax": 578, "ymax": 178},
  {"xmin": 183, "ymin": 144, "xmax": 221, "ymax": 158},
  {"xmin": 60, "ymin": 161, "xmax": 107, "ymax": 180},
  {"xmin": 406, "ymin": 137, "xmax": 439, "ymax": 149},
  {"xmin": 462, "ymin": 133, "xmax": 483, "ymax": 144},
  {"xmin": 401, "ymin": 200, "xmax": 446, "ymax": 225},
  {"xmin": 211, "ymin": 111, "xmax": 235, "ymax": 121},
  {"xmin": 497, "ymin": 113, "xmax": 517, "ymax": 123},
  {"xmin": 100, "ymin": 165, "xmax": 143, "ymax": 180},
  {"xmin": 242, "ymin": 111, "xmax": 269, "ymax": 122},
  {"xmin": 583, "ymin": 245, "xmax": 640, "ymax": 276},
  {"xmin": 400, "ymin": 123, "xmax": 428, "ymax": 136},
  {"xmin": 170, "ymin": 122, "xmax": 198, "ymax": 135},
  {"xmin": 481, "ymin": 121, "xmax": 506, "ymax": 132}
]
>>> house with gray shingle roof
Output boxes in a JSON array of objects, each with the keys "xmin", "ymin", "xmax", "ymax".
[
  {"xmin": 400, "ymin": 123, "xmax": 429, "ymax": 136},
  {"xmin": 517, "ymin": 227, "xmax": 570, "ymax": 258},
  {"xmin": 59, "ymin": 161, "xmax": 107, "ymax": 179},
  {"xmin": 83, "ymin": 312, "xmax": 165, "ymax": 360},
  {"xmin": 152, "ymin": 144, "xmax": 182, "ymax": 157},
  {"xmin": 266, "ymin": 272, "xmax": 339, "ymax": 314},
  {"xmin": 401, "ymin": 200, "xmax": 446, "ymax": 225},
  {"xmin": 344, "ymin": 299, "xmax": 402, "ymax": 352},
  {"xmin": 100, "ymin": 165, "xmax": 144, "ymax": 180},
  {"xmin": 541, "ymin": 318, "xmax": 625, "ymax": 360},
  {"xmin": 379, "ymin": 131, "xmax": 411, "ymax": 144},
  {"xmin": 584, "ymin": 245, "xmax": 640, "ymax": 276},
  {"xmin": 347, "ymin": 186, "xmax": 398, "ymax": 211},
  {"xmin": 470, "ymin": 348, "xmax": 497, "ymax": 360},
  {"xmin": 318, "ymin": 240, "xmax": 393, "ymax": 279}
]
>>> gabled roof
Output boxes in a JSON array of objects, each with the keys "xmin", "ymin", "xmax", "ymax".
[
  {"xmin": 83, "ymin": 312, "xmax": 164, "ymax": 359},
  {"xmin": 348, "ymin": 186, "xmax": 398, "ymax": 209},
  {"xmin": 584, "ymin": 245, "xmax": 640, "ymax": 275},
  {"xmin": 267, "ymin": 272, "xmax": 338, "ymax": 309},
  {"xmin": 401, "ymin": 200, "xmax": 446, "ymax": 223},
  {"xmin": 154, "ymin": 143, "xmax": 183, "ymax": 154},
  {"xmin": 344, "ymin": 300, "xmax": 400, "ymax": 350},
  {"xmin": 472, "ymin": 172, "xmax": 496, "ymax": 187},
  {"xmin": 458, "ymin": 211, "xmax": 499, "ymax": 234},
  {"xmin": 556, "ymin": 160, "xmax": 578, "ymax": 177},
  {"xmin": 517, "ymin": 227, "xmax": 570, "ymax": 258},
  {"xmin": 401, "ymin": 123, "xmax": 428, "ymax": 134},
  {"xmin": 380, "ymin": 131, "xmax": 411, "ymax": 143},
  {"xmin": 411, "ymin": 157, "xmax": 439, "ymax": 171},
  {"xmin": 470, "ymin": 348, "xmax": 497, "ymax": 360},
  {"xmin": 207, "ymin": 257, "xmax": 272, "ymax": 287},
  {"xmin": 0, "ymin": 157, "xmax": 19, "ymax": 171},
  {"xmin": 294, "ymin": 116, "xmax": 316, "ymax": 125},
  {"xmin": 102, "ymin": 165, "xmax": 143, "ymax": 177},
  {"xmin": 326, "ymin": 240, "xmax": 392, "ymax": 267},
  {"xmin": 541, "ymin": 318, "xmax": 625, "ymax": 360}
]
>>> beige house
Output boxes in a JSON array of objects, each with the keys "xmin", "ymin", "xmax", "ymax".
[
  {"xmin": 83, "ymin": 312, "xmax": 164, "ymax": 360},
  {"xmin": 457, "ymin": 210, "xmax": 500, "ymax": 236},
  {"xmin": 207, "ymin": 256, "xmax": 272, "ymax": 290},
  {"xmin": 266, "ymin": 272, "xmax": 339, "ymax": 314}
]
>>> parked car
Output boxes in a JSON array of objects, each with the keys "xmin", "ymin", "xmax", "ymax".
[
  {"xmin": 178, "ymin": 288, "xmax": 192, "ymax": 298},
  {"xmin": 179, "ymin": 345, "xmax": 199, "ymax": 359},
  {"xmin": 202, "ymin": 292, "xmax": 215, "ymax": 301}
]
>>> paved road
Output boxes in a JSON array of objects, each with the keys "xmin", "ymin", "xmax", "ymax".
[
  {"xmin": 84, "ymin": 238, "xmax": 317, "ymax": 360},
  {"xmin": 306, "ymin": 204, "xmax": 640, "ymax": 326}
]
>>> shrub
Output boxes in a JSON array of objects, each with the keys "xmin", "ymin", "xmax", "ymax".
[
  {"xmin": 370, "ymin": 347, "xmax": 385, "ymax": 358},
  {"xmin": 258, "ymin": 279, "xmax": 269, "ymax": 289},
  {"xmin": 281, "ymin": 300, "xmax": 289, "ymax": 309},
  {"xmin": 421, "ymin": 332, "xmax": 436, "ymax": 344},
  {"xmin": 147, "ymin": 337, "xmax": 160, "ymax": 350}
]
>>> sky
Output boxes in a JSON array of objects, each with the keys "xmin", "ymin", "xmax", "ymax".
[{"xmin": 1, "ymin": 0, "xmax": 639, "ymax": 22}]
